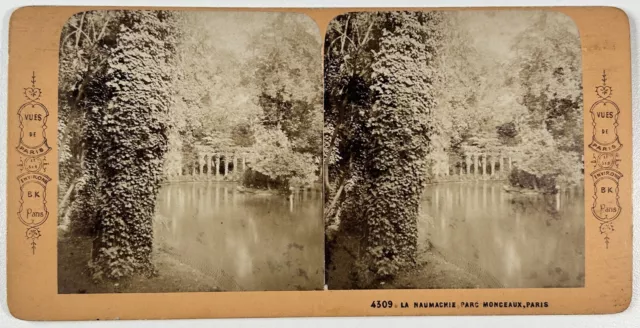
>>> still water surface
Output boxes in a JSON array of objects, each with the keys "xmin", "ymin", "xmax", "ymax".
[
  {"xmin": 154, "ymin": 182, "xmax": 323, "ymax": 291},
  {"xmin": 153, "ymin": 181, "xmax": 583, "ymax": 290},
  {"xmin": 419, "ymin": 181, "xmax": 585, "ymax": 288}
]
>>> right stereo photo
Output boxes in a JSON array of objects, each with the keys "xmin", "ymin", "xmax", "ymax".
[{"xmin": 323, "ymin": 10, "xmax": 585, "ymax": 290}]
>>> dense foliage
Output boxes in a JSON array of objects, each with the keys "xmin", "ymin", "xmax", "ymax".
[
  {"xmin": 248, "ymin": 14, "xmax": 323, "ymax": 187},
  {"xmin": 431, "ymin": 11, "xmax": 583, "ymax": 188},
  {"xmin": 164, "ymin": 13, "xmax": 322, "ymax": 188},
  {"xmin": 242, "ymin": 126, "xmax": 318, "ymax": 190},
  {"xmin": 79, "ymin": 11, "xmax": 177, "ymax": 279},
  {"xmin": 324, "ymin": 11, "xmax": 442, "ymax": 286},
  {"xmin": 501, "ymin": 13, "xmax": 583, "ymax": 190},
  {"xmin": 58, "ymin": 11, "xmax": 120, "ymax": 235}
]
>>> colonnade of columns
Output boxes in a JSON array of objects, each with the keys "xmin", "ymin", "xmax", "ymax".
[
  {"xmin": 433, "ymin": 153, "xmax": 515, "ymax": 180},
  {"xmin": 170, "ymin": 153, "xmax": 249, "ymax": 179}
]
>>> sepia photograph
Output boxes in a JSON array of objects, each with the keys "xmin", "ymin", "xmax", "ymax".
[
  {"xmin": 56, "ymin": 10, "xmax": 324, "ymax": 293},
  {"xmin": 323, "ymin": 10, "xmax": 585, "ymax": 289},
  {"xmin": 3, "ymin": 3, "xmax": 637, "ymax": 321}
]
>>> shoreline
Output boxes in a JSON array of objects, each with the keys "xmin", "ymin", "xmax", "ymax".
[
  {"xmin": 58, "ymin": 235, "xmax": 221, "ymax": 294},
  {"xmin": 326, "ymin": 233, "xmax": 498, "ymax": 290}
]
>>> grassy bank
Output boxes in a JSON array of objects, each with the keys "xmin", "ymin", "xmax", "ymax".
[
  {"xmin": 381, "ymin": 247, "xmax": 503, "ymax": 289},
  {"xmin": 326, "ymin": 235, "xmax": 500, "ymax": 290},
  {"xmin": 58, "ymin": 235, "xmax": 220, "ymax": 294}
]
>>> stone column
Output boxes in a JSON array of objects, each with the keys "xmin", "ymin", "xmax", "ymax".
[
  {"xmin": 233, "ymin": 156, "xmax": 238, "ymax": 175},
  {"xmin": 499, "ymin": 155, "xmax": 504, "ymax": 174},
  {"xmin": 200, "ymin": 155, "xmax": 205, "ymax": 176},
  {"xmin": 224, "ymin": 155, "xmax": 230, "ymax": 177},
  {"xmin": 221, "ymin": 156, "xmax": 225, "ymax": 177},
  {"xmin": 215, "ymin": 156, "xmax": 220, "ymax": 179},
  {"xmin": 242, "ymin": 157, "xmax": 246, "ymax": 172},
  {"xmin": 220, "ymin": 156, "xmax": 224, "ymax": 177},
  {"xmin": 473, "ymin": 154, "xmax": 478, "ymax": 177},
  {"xmin": 465, "ymin": 155, "xmax": 470, "ymax": 175},
  {"xmin": 482, "ymin": 155, "xmax": 487, "ymax": 177},
  {"xmin": 490, "ymin": 156, "xmax": 496, "ymax": 177},
  {"xmin": 194, "ymin": 158, "xmax": 198, "ymax": 176},
  {"xmin": 207, "ymin": 155, "xmax": 212, "ymax": 177},
  {"xmin": 195, "ymin": 155, "xmax": 199, "ymax": 176}
]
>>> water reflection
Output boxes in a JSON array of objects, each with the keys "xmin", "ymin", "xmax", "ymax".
[
  {"xmin": 153, "ymin": 182, "xmax": 324, "ymax": 291},
  {"xmin": 418, "ymin": 181, "xmax": 585, "ymax": 288}
]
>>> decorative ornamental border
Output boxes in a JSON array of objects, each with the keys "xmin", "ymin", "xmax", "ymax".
[
  {"xmin": 588, "ymin": 71, "xmax": 623, "ymax": 249},
  {"xmin": 16, "ymin": 72, "xmax": 51, "ymax": 254}
]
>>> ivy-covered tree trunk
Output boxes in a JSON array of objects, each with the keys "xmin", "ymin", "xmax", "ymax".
[
  {"xmin": 343, "ymin": 11, "xmax": 441, "ymax": 283},
  {"xmin": 90, "ymin": 10, "xmax": 176, "ymax": 280},
  {"xmin": 58, "ymin": 11, "xmax": 121, "ymax": 236},
  {"xmin": 67, "ymin": 109, "xmax": 101, "ymax": 236},
  {"xmin": 68, "ymin": 70, "xmax": 115, "ymax": 236}
]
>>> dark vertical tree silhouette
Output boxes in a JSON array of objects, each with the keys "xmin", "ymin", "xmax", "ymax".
[
  {"xmin": 89, "ymin": 10, "xmax": 177, "ymax": 279},
  {"xmin": 324, "ymin": 11, "xmax": 442, "ymax": 286}
]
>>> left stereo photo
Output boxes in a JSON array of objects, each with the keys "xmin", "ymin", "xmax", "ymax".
[{"xmin": 56, "ymin": 10, "xmax": 324, "ymax": 293}]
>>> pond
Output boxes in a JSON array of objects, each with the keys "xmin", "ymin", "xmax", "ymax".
[
  {"xmin": 418, "ymin": 181, "xmax": 585, "ymax": 288},
  {"xmin": 153, "ymin": 182, "xmax": 324, "ymax": 291}
]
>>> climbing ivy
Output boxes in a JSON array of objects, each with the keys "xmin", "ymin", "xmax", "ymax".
[
  {"xmin": 362, "ymin": 11, "xmax": 441, "ymax": 277},
  {"xmin": 89, "ymin": 10, "xmax": 177, "ymax": 280},
  {"xmin": 58, "ymin": 11, "xmax": 121, "ymax": 235},
  {"xmin": 325, "ymin": 11, "xmax": 442, "ymax": 286},
  {"xmin": 67, "ymin": 72, "xmax": 111, "ymax": 235}
]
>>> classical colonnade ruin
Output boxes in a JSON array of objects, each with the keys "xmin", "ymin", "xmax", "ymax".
[
  {"xmin": 165, "ymin": 153, "xmax": 250, "ymax": 180},
  {"xmin": 432, "ymin": 153, "xmax": 515, "ymax": 179}
]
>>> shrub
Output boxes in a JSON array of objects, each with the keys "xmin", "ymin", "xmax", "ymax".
[
  {"xmin": 509, "ymin": 148, "xmax": 582, "ymax": 193},
  {"xmin": 244, "ymin": 126, "xmax": 317, "ymax": 191}
]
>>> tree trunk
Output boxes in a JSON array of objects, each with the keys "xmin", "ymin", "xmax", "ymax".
[
  {"xmin": 90, "ymin": 11, "xmax": 176, "ymax": 280},
  {"xmin": 59, "ymin": 180, "xmax": 77, "ymax": 216}
]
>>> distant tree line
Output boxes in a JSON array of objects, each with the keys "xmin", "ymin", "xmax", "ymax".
[{"xmin": 431, "ymin": 12, "xmax": 583, "ymax": 192}]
